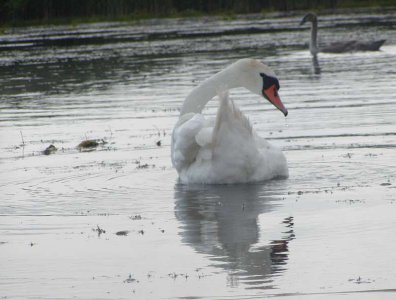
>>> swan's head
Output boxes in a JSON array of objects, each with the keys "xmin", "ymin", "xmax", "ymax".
[
  {"xmin": 300, "ymin": 13, "xmax": 317, "ymax": 25},
  {"xmin": 234, "ymin": 59, "xmax": 288, "ymax": 116}
]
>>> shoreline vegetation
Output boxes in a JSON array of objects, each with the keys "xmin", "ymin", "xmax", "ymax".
[{"xmin": 0, "ymin": 0, "xmax": 395, "ymax": 28}]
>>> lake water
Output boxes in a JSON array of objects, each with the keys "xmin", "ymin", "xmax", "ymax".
[{"xmin": 1, "ymin": 11, "xmax": 396, "ymax": 299}]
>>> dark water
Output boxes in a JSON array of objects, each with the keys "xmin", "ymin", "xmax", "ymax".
[{"xmin": 1, "ymin": 11, "xmax": 396, "ymax": 299}]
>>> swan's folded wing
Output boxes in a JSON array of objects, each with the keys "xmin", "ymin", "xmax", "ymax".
[
  {"xmin": 172, "ymin": 113, "xmax": 205, "ymax": 171},
  {"xmin": 213, "ymin": 92, "xmax": 253, "ymax": 147},
  {"xmin": 322, "ymin": 40, "xmax": 357, "ymax": 53},
  {"xmin": 210, "ymin": 92, "xmax": 259, "ymax": 181},
  {"xmin": 195, "ymin": 126, "xmax": 213, "ymax": 147}
]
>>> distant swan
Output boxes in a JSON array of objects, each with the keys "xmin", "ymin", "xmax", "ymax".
[
  {"xmin": 171, "ymin": 59, "xmax": 288, "ymax": 184},
  {"xmin": 300, "ymin": 13, "xmax": 386, "ymax": 55}
]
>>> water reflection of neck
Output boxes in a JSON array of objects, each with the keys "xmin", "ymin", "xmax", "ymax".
[{"xmin": 312, "ymin": 54, "xmax": 321, "ymax": 75}]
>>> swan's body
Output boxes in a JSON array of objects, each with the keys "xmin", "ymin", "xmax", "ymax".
[
  {"xmin": 300, "ymin": 13, "xmax": 385, "ymax": 55},
  {"xmin": 172, "ymin": 59, "xmax": 288, "ymax": 184}
]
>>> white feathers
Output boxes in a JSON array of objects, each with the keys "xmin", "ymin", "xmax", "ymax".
[
  {"xmin": 172, "ymin": 92, "xmax": 288, "ymax": 184},
  {"xmin": 195, "ymin": 127, "xmax": 213, "ymax": 147},
  {"xmin": 172, "ymin": 58, "xmax": 288, "ymax": 184},
  {"xmin": 213, "ymin": 91, "xmax": 253, "ymax": 144},
  {"xmin": 172, "ymin": 113, "xmax": 204, "ymax": 172}
]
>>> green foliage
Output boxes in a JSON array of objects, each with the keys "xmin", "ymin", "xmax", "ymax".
[
  {"xmin": 338, "ymin": 0, "xmax": 396, "ymax": 8},
  {"xmin": 0, "ymin": 0, "xmax": 395, "ymax": 26}
]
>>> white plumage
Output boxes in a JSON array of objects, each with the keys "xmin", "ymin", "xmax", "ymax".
[{"xmin": 172, "ymin": 59, "xmax": 288, "ymax": 184}]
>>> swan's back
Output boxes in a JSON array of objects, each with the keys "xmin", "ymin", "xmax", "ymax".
[{"xmin": 322, "ymin": 39, "xmax": 386, "ymax": 53}]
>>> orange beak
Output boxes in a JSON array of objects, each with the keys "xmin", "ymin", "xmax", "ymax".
[{"xmin": 263, "ymin": 85, "xmax": 288, "ymax": 116}]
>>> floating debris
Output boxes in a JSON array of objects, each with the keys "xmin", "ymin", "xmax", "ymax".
[
  {"xmin": 116, "ymin": 230, "xmax": 129, "ymax": 236},
  {"xmin": 348, "ymin": 276, "xmax": 374, "ymax": 284},
  {"xmin": 156, "ymin": 140, "xmax": 161, "ymax": 146},
  {"xmin": 342, "ymin": 153, "xmax": 353, "ymax": 158},
  {"xmin": 43, "ymin": 144, "xmax": 57, "ymax": 155},
  {"xmin": 138, "ymin": 230, "xmax": 144, "ymax": 235},
  {"xmin": 93, "ymin": 225, "xmax": 106, "ymax": 236},
  {"xmin": 365, "ymin": 153, "xmax": 378, "ymax": 157},
  {"xmin": 123, "ymin": 274, "xmax": 138, "ymax": 283},
  {"xmin": 336, "ymin": 199, "xmax": 365, "ymax": 204},
  {"xmin": 137, "ymin": 163, "xmax": 149, "ymax": 169},
  {"xmin": 79, "ymin": 139, "xmax": 99, "ymax": 149},
  {"xmin": 78, "ymin": 139, "xmax": 107, "ymax": 151},
  {"xmin": 380, "ymin": 182, "xmax": 391, "ymax": 186},
  {"xmin": 130, "ymin": 215, "xmax": 142, "ymax": 220}
]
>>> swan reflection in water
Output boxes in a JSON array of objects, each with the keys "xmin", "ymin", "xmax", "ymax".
[
  {"xmin": 312, "ymin": 54, "xmax": 321, "ymax": 75},
  {"xmin": 174, "ymin": 183, "xmax": 294, "ymax": 289}
]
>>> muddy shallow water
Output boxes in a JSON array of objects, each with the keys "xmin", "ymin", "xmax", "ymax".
[{"xmin": 1, "ymin": 11, "xmax": 396, "ymax": 299}]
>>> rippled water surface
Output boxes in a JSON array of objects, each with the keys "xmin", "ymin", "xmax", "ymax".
[{"xmin": 1, "ymin": 11, "xmax": 396, "ymax": 299}]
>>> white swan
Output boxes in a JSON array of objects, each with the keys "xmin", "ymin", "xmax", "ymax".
[
  {"xmin": 171, "ymin": 59, "xmax": 288, "ymax": 184},
  {"xmin": 300, "ymin": 13, "xmax": 386, "ymax": 55}
]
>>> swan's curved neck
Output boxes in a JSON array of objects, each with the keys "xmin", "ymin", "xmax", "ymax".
[
  {"xmin": 309, "ymin": 18, "xmax": 319, "ymax": 55},
  {"xmin": 180, "ymin": 64, "xmax": 241, "ymax": 116}
]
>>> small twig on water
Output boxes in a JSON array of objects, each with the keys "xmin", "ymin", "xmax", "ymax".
[
  {"xmin": 153, "ymin": 125, "xmax": 161, "ymax": 136},
  {"xmin": 20, "ymin": 130, "xmax": 25, "ymax": 146}
]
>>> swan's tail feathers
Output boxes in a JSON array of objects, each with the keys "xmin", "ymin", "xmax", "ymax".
[
  {"xmin": 367, "ymin": 39, "xmax": 386, "ymax": 51},
  {"xmin": 213, "ymin": 91, "xmax": 253, "ymax": 147}
]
